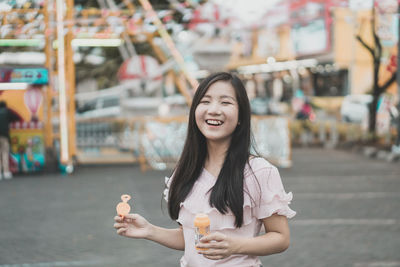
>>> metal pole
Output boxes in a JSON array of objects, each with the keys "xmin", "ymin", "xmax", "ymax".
[
  {"xmin": 56, "ymin": 0, "xmax": 70, "ymax": 164},
  {"xmin": 66, "ymin": 0, "xmax": 77, "ymax": 160},
  {"xmin": 396, "ymin": 0, "xmax": 400, "ymax": 148},
  {"xmin": 43, "ymin": 0, "xmax": 53, "ymax": 149}
]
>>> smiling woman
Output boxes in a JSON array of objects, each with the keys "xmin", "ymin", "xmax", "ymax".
[{"xmin": 114, "ymin": 72, "xmax": 295, "ymax": 267}]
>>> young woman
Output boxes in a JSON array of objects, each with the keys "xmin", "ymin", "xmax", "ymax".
[{"xmin": 114, "ymin": 72, "xmax": 296, "ymax": 267}]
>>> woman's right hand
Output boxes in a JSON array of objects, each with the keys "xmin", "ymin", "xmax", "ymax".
[{"xmin": 114, "ymin": 213, "xmax": 152, "ymax": 239}]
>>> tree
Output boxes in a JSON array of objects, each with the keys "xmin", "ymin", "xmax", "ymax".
[{"xmin": 355, "ymin": 0, "xmax": 397, "ymax": 139}]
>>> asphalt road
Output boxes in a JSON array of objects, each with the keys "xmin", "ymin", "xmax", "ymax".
[{"xmin": 0, "ymin": 147, "xmax": 399, "ymax": 267}]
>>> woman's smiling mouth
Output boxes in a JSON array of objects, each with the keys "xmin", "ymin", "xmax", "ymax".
[{"xmin": 206, "ymin": 119, "xmax": 223, "ymax": 126}]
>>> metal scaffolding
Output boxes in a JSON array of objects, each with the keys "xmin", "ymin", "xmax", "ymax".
[{"xmin": 0, "ymin": 0, "xmax": 198, "ymax": 171}]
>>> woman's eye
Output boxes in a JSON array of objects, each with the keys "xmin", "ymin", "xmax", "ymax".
[
  {"xmin": 200, "ymin": 100, "xmax": 210, "ymax": 104},
  {"xmin": 222, "ymin": 102, "xmax": 232, "ymax": 105}
]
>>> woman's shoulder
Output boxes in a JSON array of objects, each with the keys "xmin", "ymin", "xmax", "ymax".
[
  {"xmin": 248, "ymin": 156, "xmax": 275, "ymax": 172},
  {"xmin": 243, "ymin": 157, "xmax": 276, "ymax": 184}
]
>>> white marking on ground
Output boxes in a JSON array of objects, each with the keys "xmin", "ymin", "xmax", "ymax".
[
  {"xmin": 0, "ymin": 260, "xmax": 101, "ymax": 267},
  {"xmin": 292, "ymin": 219, "xmax": 398, "ymax": 226},
  {"xmin": 295, "ymin": 192, "xmax": 400, "ymax": 199},
  {"xmin": 353, "ymin": 261, "xmax": 400, "ymax": 267},
  {"xmin": 285, "ymin": 175, "xmax": 400, "ymax": 180}
]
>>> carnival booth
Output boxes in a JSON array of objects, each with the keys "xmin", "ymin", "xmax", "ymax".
[{"xmin": 0, "ymin": 68, "xmax": 48, "ymax": 173}]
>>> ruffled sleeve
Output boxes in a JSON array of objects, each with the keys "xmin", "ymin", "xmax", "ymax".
[{"xmin": 246, "ymin": 159, "xmax": 296, "ymax": 219}]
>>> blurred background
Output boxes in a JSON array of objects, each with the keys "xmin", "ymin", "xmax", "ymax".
[
  {"xmin": 0, "ymin": 0, "xmax": 399, "ymax": 172},
  {"xmin": 0, "ymin": 0, "xmax": 399, "ymax": 171},
  {"xmin": 0, "ymin": 0, "xmax": 400, "ymax": 266}
]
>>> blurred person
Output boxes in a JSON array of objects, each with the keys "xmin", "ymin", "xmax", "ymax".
[
  {"xmin": 272, "ymin": 72, "xmax": 283, "ymax": 102},
  {"xmin": 0, "ymin": 101, "xmax": 19, "ymax": 179},
  {"xmin": 245, "ymin": 76, "xmax": 257, "ymax": 100},
  {"xmin": 114, "ymin": 72, "xmax": 296, "ymax": 266},
  {"xmin": 296, "ymin": 98, "xmax": 315, "ymax": 121}
]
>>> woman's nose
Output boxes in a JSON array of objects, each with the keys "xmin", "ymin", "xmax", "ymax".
[{"xmin": 207, "ymin": 102, "xmax": 221, "ymax": 114}]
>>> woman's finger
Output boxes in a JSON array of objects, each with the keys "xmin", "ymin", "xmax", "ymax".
[
  {"xmin": 197, "ymin": 242, "xmax": 220, "ymax": 250},
  {"xmin": 117, "ymin": 227, "xmax": 127, "ymax": 235},
  {"xmin": 203, "ymin": 254, "xmax": 223, "ymax": 260},
  {"xmin": 200, "ymin": 232, "xmax": 225, "ymax": 242},
  {"xmin": 200, "ymin": 248, "xmax": 220, "ymax": 256},
  {"xmin": 123, "ymin": 213, "xmax": 138, "ymax": 220},
  {"xmin": 205, "ymin": 242, "xmax": 227, "ymax": 249},
  {"xmin": 113, "ymin": 223, "xmax": 125, "ymax": 229}
]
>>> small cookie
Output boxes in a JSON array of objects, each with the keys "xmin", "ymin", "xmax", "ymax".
[{"xmin": 116, "ymin": 194, "xmax": 131, "ymax": 217}]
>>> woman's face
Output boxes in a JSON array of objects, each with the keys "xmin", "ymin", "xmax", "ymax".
[{"xmin": 195, "ymin": 81, "xmax": 239, "ymax": 144}]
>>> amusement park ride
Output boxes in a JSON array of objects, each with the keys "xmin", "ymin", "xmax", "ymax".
[
  {"xmin": 1, "ymin": 0, "xmax": 295, "ymax": 173},
  {"xmin": 0, "ymin": 0, "xmax": 201, "ymax": 173}
]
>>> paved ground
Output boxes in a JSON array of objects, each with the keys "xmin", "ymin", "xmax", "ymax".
[{"xmin": 0, "ymin": 147, "xmax": 399, "ymax": 267}]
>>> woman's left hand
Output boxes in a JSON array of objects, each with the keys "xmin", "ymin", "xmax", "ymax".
[{"xmin": 196, "ymin": 232, "xmax": 238, "ymax": 260}]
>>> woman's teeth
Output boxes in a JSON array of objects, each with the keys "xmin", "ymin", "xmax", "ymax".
[{"xmin": 206, "ymin": 119, "xmax": 222, "ymax": 125}]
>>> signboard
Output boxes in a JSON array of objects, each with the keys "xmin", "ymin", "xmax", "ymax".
[
  {"xmin": 288, "ymin": 0, "xmax": 337, "ymax": 56},
  {"xmin": 0, "ymin": 88, "xmax": 45, "ymax": 173},
  {"xmin": 375, "ymin": 0, "xmax": 398, "ymax": 46},
  {"xmin": 348, "ymin": 0, "xmax": 372, "ymax": 9},
  {"xmin": 292, "ymin": 19, "xmax": 328, "ymax": 55},
  {"xmin": 9, "ymin": 124, "xmax": 45, "ymax": 173},
  {"xmin": 0, "ymin": 68, "xmax": 49, "ymax": 85}
]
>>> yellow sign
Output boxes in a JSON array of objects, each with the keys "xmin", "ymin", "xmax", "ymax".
[{"xmin": 0, "ymin": 87, "xmax": 44, "ymax": 121}]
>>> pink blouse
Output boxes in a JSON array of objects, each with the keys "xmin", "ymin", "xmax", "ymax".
[{"xmin": 164, "ymin": 157, "xmax": 296, "ymax": 267}]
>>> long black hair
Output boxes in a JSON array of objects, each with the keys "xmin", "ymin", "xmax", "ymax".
[{"xmin": 167, "ymin": 72, "xmax": 252, "ymax": 227}]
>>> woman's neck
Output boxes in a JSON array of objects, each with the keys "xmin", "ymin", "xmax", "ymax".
[{"xmin": 205, "ymin": 141, "xmax": 229, "ymax": 178}]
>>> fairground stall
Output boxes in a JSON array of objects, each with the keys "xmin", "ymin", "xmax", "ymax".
[{"xmin": 0, "ymin": 68, "xmax": 48, "ymax": 173}]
